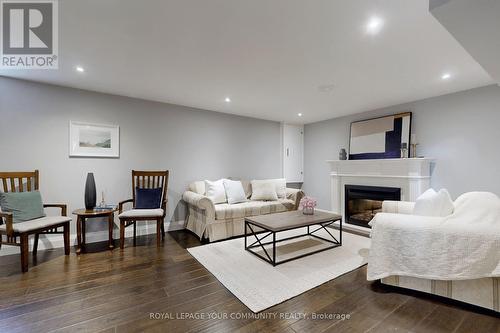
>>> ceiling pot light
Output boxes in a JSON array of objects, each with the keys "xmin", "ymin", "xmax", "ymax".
[
  {"xmin": 76, "ymin": 66, "xmax": 84, "ymax": 73},
  {"xmin": 318, "ymin": 84, "xmax": 335, "ymax": 93},
  {"xmin": 225, "ymin": 97, "xmax": 231, "ymax": 103},
  {"xmin": 366, "ymin": 16, "xmax": 384, "ymax": 35},
  {"xmin": 441, "ymin": 73, "xmax": 451, "ymax": 80},
  {"xmin": 298, "ymin": 113, "xmax": 303, "ymax": 117}
]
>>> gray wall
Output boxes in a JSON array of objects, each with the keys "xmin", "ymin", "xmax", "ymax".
[
  {"xmin": 0, "ymin": 77, "xmax": 281, "ymax": 238},
  {"xmin": 303, "ymin": 84, "xmax": 500, "ymax": 209}
]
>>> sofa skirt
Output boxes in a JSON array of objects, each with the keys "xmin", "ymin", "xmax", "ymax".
[{"xmin": 381, "ymin": 275, "xmax": 499, "ymax": 313}]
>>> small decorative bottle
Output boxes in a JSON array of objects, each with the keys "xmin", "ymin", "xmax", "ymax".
[
  {"xmin": 99, "ymin": 191, "xmax": 106, "ymax": 208},
  {"xmin": 400, "ymin": 143, "xmax": 408, "ymax": 158}
]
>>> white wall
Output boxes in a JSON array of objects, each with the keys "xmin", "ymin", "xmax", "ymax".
[
  {"xmin": 303, "ymin": 84, "xmax": 500, "ymax": 210},
  {"xmin": 0, "ymin": 77, "xmax": 281, "ymax": 251}
]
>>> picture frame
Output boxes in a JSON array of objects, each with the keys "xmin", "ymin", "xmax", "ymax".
[
  {"xmin": 69, "ymin": 121, "xmax": 120, "ymax": 158},
  {"xmin": 348, "ymin": 112, "xmax": 412, "ymax": 160}
]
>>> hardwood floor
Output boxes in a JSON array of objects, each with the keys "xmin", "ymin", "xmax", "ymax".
[{"xmin": 0, "ymin": 230, "xmax": 498, "ymax": 333}]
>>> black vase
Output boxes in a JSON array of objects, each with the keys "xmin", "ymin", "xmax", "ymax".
[{"xmin": 84, "ymin": 173, "xmax": 96, "ymax": 210}]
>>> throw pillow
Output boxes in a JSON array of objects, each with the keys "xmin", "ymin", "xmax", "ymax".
[
  {"xmin": 413, "ymin": 188, "xmax": 454, "ymax": 217},
  {"xmin": 135, "ymin": 187, "xmax": 162, "ymax": 209},
  {"xmin": 0, "ymin": 191, "xmax": 46, "ymax": 223},
  {"xmin": 205, "ymin": 179, "xmax": 227, "ymax": 204},
  {"xmin": 223, "ymin": 179, "xmax": 247, "ymax": 204},
  {"xmin": 251, "ymin": 178, "xmax": 286, "ymax": 199},
  {"xmin": 250, "ymin": 181, "xmax": 278, "ymax": 201}
]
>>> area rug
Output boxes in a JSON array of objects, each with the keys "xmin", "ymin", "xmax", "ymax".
[{"xmin": 187, "ymin": 228, "xmax": 370, "ymax": 312}]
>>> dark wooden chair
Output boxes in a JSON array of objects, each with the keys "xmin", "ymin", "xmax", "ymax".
[
  {"xmin": 0, "ymin": 170, "xmax": 70, "ymax": 273},
  {"xmin": 118, "ymin": 170, "xmax": 169, "ymax": 248}
]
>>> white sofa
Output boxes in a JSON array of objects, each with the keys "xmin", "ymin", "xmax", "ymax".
[
  {"xmin": 183, "ymin": 180, "xmax": 304, "ymax": 242},
  {"xmin": 372, "ymin": 199, "xmax": 500, "ymax": 313}
]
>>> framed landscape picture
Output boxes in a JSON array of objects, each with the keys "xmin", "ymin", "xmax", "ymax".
[{"xmin": 69, "ymin": 121, "xmax": 120, "ymax": 157}]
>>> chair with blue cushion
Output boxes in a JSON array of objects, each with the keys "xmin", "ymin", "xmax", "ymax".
[
  {"xmin": 0, "ymin": 170, "xmax": 71, "ymax": 273},
  {"xmin": 118, "ymin": 170, "xmax": 169, "ymax": 249}
]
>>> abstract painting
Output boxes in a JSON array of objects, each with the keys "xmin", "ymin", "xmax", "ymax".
[{"xmin": 349, "ymin": 112, "xmax": 412, "ymax": 160}]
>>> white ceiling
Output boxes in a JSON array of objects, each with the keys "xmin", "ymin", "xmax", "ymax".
[
  {"xmin": 430, "ymin": 0, "xmax": 500, "ymax": 86},
  {"xmin": 0, "ymin": 0, "xmax": 494, "ymax": 124}
]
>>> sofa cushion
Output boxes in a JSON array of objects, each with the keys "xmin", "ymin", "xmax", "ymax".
[
  {"xmin": 250, "ymin": 182, "xmax": 278, "ymax": 201},
  {"xmin": 251, "ymin": 179, "xmax": 286, "ymax": 199},
  {"xmin": 135, "ymin": 187, "xmax": 162, "ymax": 209},
  {"xmin": 240, "ymin": 180, "xmax": 252, "ymax": 198},
  {"xmin": 205, "ymin": 179, "xmax": 227, "ymax": 204},
  {"xmin": 413, "ymin": 188, "xmax": 454, "ymax": 217},
  {"xmin": 0, "ymin": 191, "xmax": 46, "ymax": 223},
  {"xmin": 118, "ymin": 208, "xmax": 164, "ymax": 218},
  {"xmin": 189, "ymin": 181, "xmax": 206, "ymax": 195},
  {"xmin": 215, "ymin": 199, "xmax": 294, "ymax": 220},
  {"xmin": 223, "ymin": 179, "xmax": 247, "ymax": 204},
  {"xmin": 0, "ymin": 216, "xmax": 71, "ymax": 233}
]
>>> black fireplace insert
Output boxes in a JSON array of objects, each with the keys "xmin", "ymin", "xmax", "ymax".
[{"xmin": 345, "ymin": 185, "xmax": 401, "ymax": 228}]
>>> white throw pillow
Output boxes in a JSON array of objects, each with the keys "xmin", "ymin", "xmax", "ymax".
[
  {"xmin": 413, "ymin": 188, "xmax": 454, "ymax": 217},
  {"xmin": 251, "ymin": 178, "xmax": 286, "ymax": 199},
  {"xmin": 250, "ymin": 181, "xmax": 278, "ymax": 201},
  {"xmin": 204, "ymin": 179, "xmax": 227, "ymax": 204},
  {"xmin": 223, "ymin": 179, "xmax": 247, "ymax": 204}
]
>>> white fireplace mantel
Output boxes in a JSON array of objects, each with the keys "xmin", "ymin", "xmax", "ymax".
[{"xmin": 327, "ymin": 158, "xmax": 434, "ymax": 227}]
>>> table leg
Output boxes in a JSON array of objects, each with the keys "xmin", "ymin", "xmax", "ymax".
[
  {"xmin": 76, "ymin": 216, "xmax": 82, "ymax": 255},
  {"xmin": 244, "ymin": 221, "xmax": 247, "ymax": 249},
  {"xmin": 81, "ymin": 217, "xmax": 86, "ymax": 251},
  {"xmin": 108, "ymin": 213, "xmax": 114, "ymax": 249},
  {"xmin": 340, "ymin": 218, "xmax": 342, "ymax": 246},
  {"xmin": 272, "ymin": 232, "xmax": 276, "ymax": 266}
]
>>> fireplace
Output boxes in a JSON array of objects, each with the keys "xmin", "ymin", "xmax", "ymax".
[{"xmin": 345, "ymin": 185, "xmax": 401, "ymax": 228}]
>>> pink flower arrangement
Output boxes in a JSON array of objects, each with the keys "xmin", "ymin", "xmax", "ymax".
[{"xmin": 300, "ymin": 196, "xmax": 317, "ymax": 209}]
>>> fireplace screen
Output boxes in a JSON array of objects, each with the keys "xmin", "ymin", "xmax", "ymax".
[{"xmin": 345, "ymin": 185, "xmax": 401, "ymax": 228}]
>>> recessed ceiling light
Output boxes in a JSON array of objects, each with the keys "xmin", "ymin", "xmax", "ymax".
[
  {"xmin": 76, "ymin": 66, "xmax": 84, "ymax": 73},
  {"xmin": 441, "ymin": 73, "xmax": 451, "ymax": 80},
  {"xmin": 318, "ymin": 84, "xmax": 335, "ymax": 93},
  {"xmin": 225, "ymin": 97, "xmax": 231, "ymax": 103},
  {"xmin": 366, "ymin": 16, "xmax": 384, "ymax": 35},
  {"xmin": 298, "ymin": 113, "xmax": 303, "ymax": 117}
]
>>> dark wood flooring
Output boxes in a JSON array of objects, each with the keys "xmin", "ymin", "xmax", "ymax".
[{"xmin": 0, "ymin": 230, "xmax": 498, "ymax": 333}]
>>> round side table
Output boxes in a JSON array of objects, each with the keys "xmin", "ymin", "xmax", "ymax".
[{"xmin": 72, "ymin": 208, "xmax": 116, "ymax": 254}]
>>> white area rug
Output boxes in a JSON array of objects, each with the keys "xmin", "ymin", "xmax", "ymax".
[{"xmin": 187, "ymin": 228, "xmax": 370, "ymax": 312}]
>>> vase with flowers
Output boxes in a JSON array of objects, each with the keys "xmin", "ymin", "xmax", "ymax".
[{"xmin": 300, "ymin": 196, "xmax": 317, "ymax": 215}]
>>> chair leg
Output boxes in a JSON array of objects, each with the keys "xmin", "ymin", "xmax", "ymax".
[
  {"xmin": 20, "ymin": 234, "xmax": 29, "ymax": 273},
  {"xmin": 33, "ymin": 233, "xmax": 39, "ymax": 257},
  {"xmin": 133, "ymin": 221, "xmax": 136, "ymax": 247},
  {"xmin": 156, "ymin": 219, "xmax": 161, "ymax": 247},
  {"xmin": 63, "ymin": 223, "xmax": 70, "ymax": 255},
  {"xmin": 161, "ymin": 220, "xmax": 165, "ymax": 240},
  {"xmin": 120, "ymin": 220, "xmax": 125, "ymax": 249}
]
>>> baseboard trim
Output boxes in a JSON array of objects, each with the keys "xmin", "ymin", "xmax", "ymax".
[{"xmin": 0, "ymin": 220, "xmax": 186, "ymax": 256}]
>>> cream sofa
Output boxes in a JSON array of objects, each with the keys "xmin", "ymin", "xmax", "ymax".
[
  {"xmin": 183, "ymin": 180, "xmax": 304, "ymax": 242},
  {"xmin": 376, "ymin": 200, "xmax": 499, "ymax": 313}
]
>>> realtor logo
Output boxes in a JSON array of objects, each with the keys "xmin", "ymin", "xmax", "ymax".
[{"xmin": 1, "ymin": 0, "xmax": 58, "ymax": 69}]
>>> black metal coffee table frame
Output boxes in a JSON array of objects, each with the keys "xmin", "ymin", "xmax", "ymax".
[{"xmin": 244, "ymin": 218, "xmax": 342, "ymax": 266}]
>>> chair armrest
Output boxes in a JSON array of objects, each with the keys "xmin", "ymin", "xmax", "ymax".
[
  {"xmin": 43, "ymin": 204, "xmax": 68, "ymax": 216},
  {"xmin": 182, "ymin": 191, "xmax": 215, "ymax": 218},
  {"xmin": 119, "ymin": 199, "xmax": 134, "ymax": 214},
  {"xmin": 0, "ymin": 211, "xmax": 14, "ymax": 236},
  {"xmin": 382, "ymin": 201, "xmax": 415, "ymax": 215},
  {"xmin": 286, "ymin": 188, "xmax": 305, "ymax": 210}
]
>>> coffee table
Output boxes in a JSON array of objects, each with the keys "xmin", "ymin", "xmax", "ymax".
[{"xmin": 244, "ymin": 210, "xmax": 342, "ymax": 266}]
